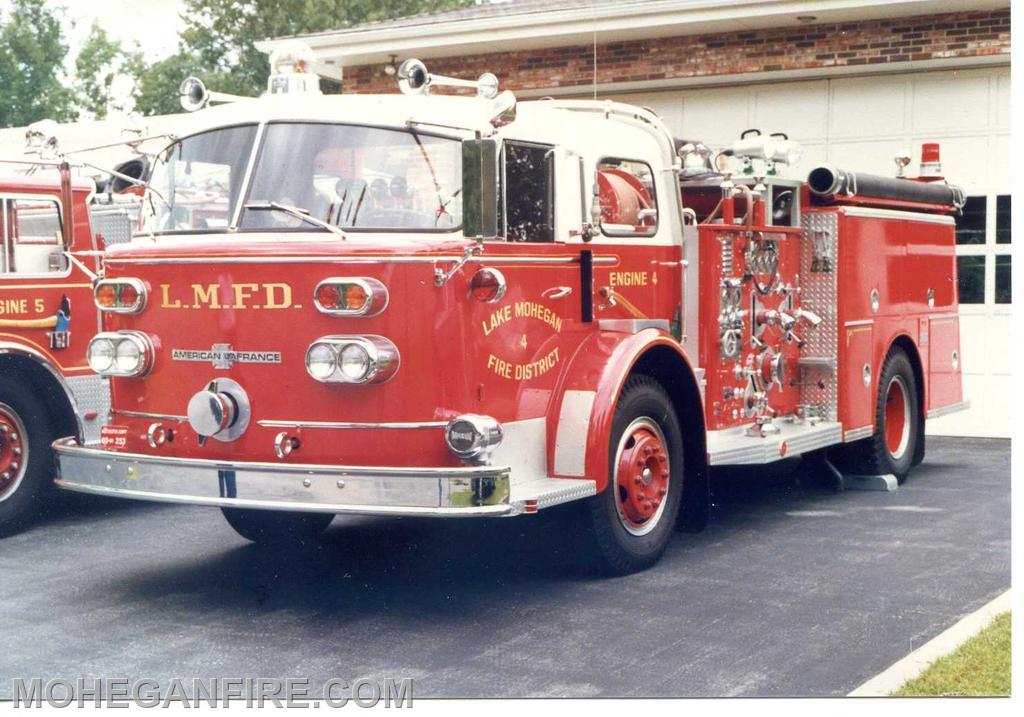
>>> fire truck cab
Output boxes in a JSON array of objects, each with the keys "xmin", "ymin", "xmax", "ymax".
[
  {"xmin": 0, "ymin": 166, "xmax": 123, "ymax": 535},
  {"xmin": 52, "ymin": 51, "xmax": 966, "ymax": 573}
]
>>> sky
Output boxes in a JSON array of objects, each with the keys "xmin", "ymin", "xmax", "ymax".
[
  {"xmin": 0, "ymin": 0, "xmax": 186, "ymax": 63},
  {"xmin": 0, "ymin": 0, "xmax": 186, "ymax": 119}
]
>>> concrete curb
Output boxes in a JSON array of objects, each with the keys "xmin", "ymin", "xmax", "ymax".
[{"xmin": 848, "ymin": 588, "xmax": 1011, "ymax": 696}]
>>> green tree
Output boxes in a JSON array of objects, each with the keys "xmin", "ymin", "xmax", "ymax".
[
  {"xmin": 74, "ymin": 22, "xmax": 145, "ymax": 119},
  {"xmin": 177, "ymin": 0, "xmax": 472, "ymax": 98},
  {"xmin": 0, "ymin": 0, "xmax": 76, "ymax": 127}
]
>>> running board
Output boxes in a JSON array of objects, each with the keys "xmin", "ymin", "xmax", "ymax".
[
  {"xmin": 707, "ymin": 420, "xmax": 843, "ymax": 466},
  {"xmin": 509, "ymin": 477, "xmax": 596, "ymax": 515}
]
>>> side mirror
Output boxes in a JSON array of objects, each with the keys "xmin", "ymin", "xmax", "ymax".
[{"xmin": 461, "ymin": 137, "xmax": 500, "ymax": 240}]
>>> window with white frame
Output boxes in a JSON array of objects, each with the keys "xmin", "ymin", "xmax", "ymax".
[
  {"xmin": 1, "ymin": 196, "xmax": 66, "ymax": 275},
  {"xmin": 955, "ymin": 194, "xmax": 1011, "ymax": 306}
]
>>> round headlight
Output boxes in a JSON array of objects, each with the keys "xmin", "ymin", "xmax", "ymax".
[
  {"xmin": 114, "ymin": 338, "xmax": 142, "ymax": 373},
  {"xmin": 306, "ymin": 343, "xmax": 337, "ymax": 381},
  {"xmin": 339, "ymin": 343, "xmax": 371, "ymax": 381},
  {"xmin": 87, "ymin": 338, "xmax": 115, "ymax": 373}
]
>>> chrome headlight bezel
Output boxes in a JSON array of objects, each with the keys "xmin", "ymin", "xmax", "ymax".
[
  {"xmin": 304, "ymin": 335, "xmax": 399, "ymax": 384},
  {"xmin": 94, "ymin": 278, "xmax": 147, "ymax": 314},
  {"xmin": 87, "ymin": 331, "xmax": 154, "ymax": 377}
]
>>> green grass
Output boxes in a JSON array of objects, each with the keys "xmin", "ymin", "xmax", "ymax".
[{"xmin": 892, "ymin": 612, "xmax": 1011, "ymax": 697}]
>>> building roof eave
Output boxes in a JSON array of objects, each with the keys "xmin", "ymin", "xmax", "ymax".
[{"xmin": 255, "ymin": 0, "xmax": 1008, "ymax": 72}]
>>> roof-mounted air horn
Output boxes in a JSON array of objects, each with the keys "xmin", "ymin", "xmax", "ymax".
[{"xmin": 397, "ymin": 58, "xmax": 500, "ymax": 100}]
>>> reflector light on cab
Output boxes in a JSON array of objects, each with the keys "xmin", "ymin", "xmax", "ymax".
[
  {"xmin": 313, "ymin": 278, "xmax": 388, "ymax": 317},
  {"xmin": 469, "ymin": 268, "xmax": 506, "ymax": 303},
  {"xmin": 305, "ymin": 335, "xmax": 399, "ymax": 384},
  {"xmin": 86, "ymin": 331, "xmax": 154, "ymax": 377},
  {"xmin": 94, "ymin": 279, "xmax": 147, "ymax": 314}
]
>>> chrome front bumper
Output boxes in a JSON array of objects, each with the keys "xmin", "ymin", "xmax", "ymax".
[{"xmin": 52, "ymin": 438, "xmax": 512, "ymax": 517}]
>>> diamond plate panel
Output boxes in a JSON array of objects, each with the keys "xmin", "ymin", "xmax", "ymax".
[
  {"xmin": 89, "ymin": 207, "xmax": 135, "ymax": 246},
  {"xmin": 800, "ymin": 211, "xmax": 839, "ymax": 420},
  {"xmin": 67, "ymin": 374, "xmax": 110, "ymax": 445}
]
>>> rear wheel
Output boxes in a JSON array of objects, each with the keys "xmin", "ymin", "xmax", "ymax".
[
  {"xmin": 221, "ymin": 507, "xmax": 333, "ymax": 546},
  {"xmin": 0, "ymin": 376, "xmax": 57, "ymax": 537},
  {"xmin": 581, "ymin": 376, "xmax": 684, "ymax": 575},
  {"xmin": 842, "ymin": 349, "xmax": 920, "ymax": 483}
]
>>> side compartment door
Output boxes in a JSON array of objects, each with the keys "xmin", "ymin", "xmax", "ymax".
[
  {"xmin": 840, "ymin": 321, "xmax": 875, "ymax": 439},
  {"xmin": 927, "ymin": 315, "xmax": 963, "ymax": 411}
]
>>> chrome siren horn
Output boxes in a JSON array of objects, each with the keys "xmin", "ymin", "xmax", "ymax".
[
  {"xmin": 179, "ymin": 76, "xmax": 210, "ymax": 112},
  {"xmin": 397, "ymin": 59, "xmax": 431, "ymax": 95}
]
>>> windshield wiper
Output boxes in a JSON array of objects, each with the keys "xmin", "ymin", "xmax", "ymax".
[{"xmin": 244, "ymin": 201, "xmax": 347, "ymax": 239}]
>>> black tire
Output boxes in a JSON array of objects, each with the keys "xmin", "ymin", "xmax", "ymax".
[
  {"xmin": 911, "ymin": 416, "xmax": 926, "ymax": 468},
  {"xmin": 581, "ymin": 376, "xmax": 685, "ymax": 575},
  {"xmin": 221, "ymin": 507, "xmax": 333, "ymax": 546},
  {"xmin": 845, "ymin": 348, "xmax": 920, "ymax": 483},
  {"xmin": 0, "ymin": 375, "xmax": 57, "ymax": 538}
]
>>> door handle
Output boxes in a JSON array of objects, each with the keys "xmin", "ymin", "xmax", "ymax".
[{"xmin": 543, "ymin": 286, "xmax": 573, "ymax": 299}]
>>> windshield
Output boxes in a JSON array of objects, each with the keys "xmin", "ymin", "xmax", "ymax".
[
  {"xmin": 241, "ymin": 123, "xmax": 462, "ymax": 232},
  {"xmin": 145, "ymin": 125, "xmax": 257, "ymax": 233},
  {"xmin": 143, "ymin": 122, "xmax": 464, "ymax": 235}
]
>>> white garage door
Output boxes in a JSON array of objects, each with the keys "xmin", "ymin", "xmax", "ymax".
[{"xmin": 613, "ymin": 65, "xmax": 1011, "ymax": 438}]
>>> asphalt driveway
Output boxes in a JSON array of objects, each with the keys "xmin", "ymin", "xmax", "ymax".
[{"xmin": 0, "ymin": 436, "xmax": 1010, "ymax": 697}]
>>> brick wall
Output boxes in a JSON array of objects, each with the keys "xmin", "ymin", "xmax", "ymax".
[{"xmin": 341, "ymin": 8, "xmax": 1009, "ymax": 94}]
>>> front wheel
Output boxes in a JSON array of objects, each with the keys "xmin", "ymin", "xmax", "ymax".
[
  {"xmin": 0, "ymin": 377, "xmax": 57, "ymax": 538},
  {"xmin": 581, "ymin": 376, "xmax": 685, "ymax": 575},
  {"xmin": 221, "ymin": 507, "xmax": 333, "ymax": 546}
]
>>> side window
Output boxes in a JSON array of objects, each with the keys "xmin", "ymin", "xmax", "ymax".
[
  {"xmin": 956, "ymin": 255, "xmax": 984, "ymax": 304},
  {"xmin": 955, "ymin": 196, "xmax": 986, "ymax": 245},
  {"xmin": 952, "ymin": 193, "xmax": 1012, "ymax": 306},
  {"xmin": 1, "ymin": 197, "xmax": 65, "ymax": 275},
  {"xmin": 503, "ymin": 141, "xmax": 554, "ymax": 242},
  {"xmin": 597, "ymin": 158, "xmax": 658, "ymax": 237}
]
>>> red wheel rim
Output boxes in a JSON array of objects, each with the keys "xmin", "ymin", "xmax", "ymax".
[
  {"xmin": 884, "ymin": 376, "xmax": 911, "ymax": 460},
  {"xmin": 0, "ymin": 403, "xmax": 28, "ymax": 502},
  {"xmin": 613, "ymin": 417, "xmax": 670, "ymax": 536}
]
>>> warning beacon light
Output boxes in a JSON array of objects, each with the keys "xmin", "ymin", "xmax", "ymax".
[
  {"xmin": 267, "ymin": 40, "xmax": 321, "ymax": 96},
  {"xmin": 24, "ymin": 119, "xmax": 60, "ymax": 158},
  {"xmin": 918, "ymin": 143, "xmax": 943, "ymax": 179}
]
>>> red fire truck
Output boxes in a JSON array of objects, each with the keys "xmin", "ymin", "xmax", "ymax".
[
  {"xmin": 51, "ymin": 50, "xmax": 967, "ymax": 573},
  {"xmin": 0, "ymin": 156, "xmax": 141, "ymax": 534}
]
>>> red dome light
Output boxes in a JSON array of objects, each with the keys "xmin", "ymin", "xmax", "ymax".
[
  {"xmin": 316, "ymin": 283, "xmax": 342, "ymax": 309},
  {"xmin": 469, "ymin": 268, "xmax": 506, "ymax": 303}
]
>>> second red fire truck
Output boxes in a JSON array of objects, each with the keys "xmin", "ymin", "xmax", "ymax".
[
  {"xmin": 51, "ymin": 48, "xmax": 967, "ymax": 573},
  {"xmin": 0, "ymin": 142, "xmax": 140, "ymax": 535}
]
